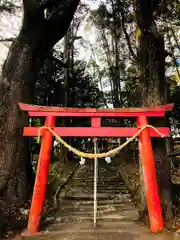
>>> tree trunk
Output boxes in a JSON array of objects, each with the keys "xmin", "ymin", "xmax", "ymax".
[
  {"xmin": 59, "ymin": 30, "xmax": 71, "ymax": 165},
  {"xmin": 138, "ymin": 32, "xmax": 173, "ymax": 221},
  {"xmin": 0, "ymin": 37, "xmax": 39, "ymax": 202},
  {"xmin": 0, "ymin": 0, "xmax": 80, "ymax": 203}
]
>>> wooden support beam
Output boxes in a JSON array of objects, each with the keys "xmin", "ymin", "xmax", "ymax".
[
  {"xmin": 137, "ymin": 116, "xmax": 164, "ymax": 232},
  {"xmin": 19, "ymin": 102, "xmax": 174, "ymax": 117},
  {"xmin": 23, "ymin": 127, "xmax": 170, "ymax": 137},
  {"xmin": 22, "ymin": 116, "xmax": 55, "ymax": 236}
]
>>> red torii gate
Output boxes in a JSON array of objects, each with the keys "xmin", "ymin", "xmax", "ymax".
[{"xmin": 19, "ymin": 102, "xmax": 174, "ymax": 236}]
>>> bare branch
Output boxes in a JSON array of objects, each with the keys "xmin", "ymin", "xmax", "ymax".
[
  {"xmin": 0, "ymin": 38, "xmax": 15, "ymax": 42},
  {"xmin": 45, "ymin": 0, "xmax": 80, "ymax": 44}
]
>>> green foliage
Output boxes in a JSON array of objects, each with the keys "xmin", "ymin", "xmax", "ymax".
[
  {"xmin": 85, "ymin": 0, "xmax": 180, "ymax": 108},
  {"xmin": 158, "ymin": 0, "xmax": 180, "ymax": 25},
  {"xmin": 34, "ymin": 50, "xmax": 104, "ymax": 108}
]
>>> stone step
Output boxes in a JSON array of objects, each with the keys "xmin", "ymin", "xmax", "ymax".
[
  {"xmin": 74, "ymin": 177, "xmax": 120, "ymax": 181},
  {"xmin": 42, "ymin": 217, "xmax": 139, "ymax": 231},
  {"xmin": 65, "ymin": 190, "xmax": 130, "ymax": 196},
  {"xmin": 71, "ymin": 182, "xmax": 124, "ymax": 186},
  {"xmin": 59, "ymin": 199, "xmax": 135, "ymax": 206},
  {"xmin": 59, "ymin": 203, "xmax": 135, "ymax": 211},
  {"xmin": 36, "ymin": 219, "xmax": 140, "ymax": 240},
  {"xmin": 78, "ymin": 166, "xmax": 118, "ymax": 170},
  {"xmin": 69, "ymin": 178, "xmax": 124, "ymax": 182},
  {"xmin": 68, "ymin": 179, "xmax": 125, "ymax": 188},
  {"xmin": 53, "ymin": 214, "xmax": 138, "ymax": 223},
  {"xmin": 57, "ymin": 209, "xmax": 137, "ymax": 219},
  {"xmin": 73, "ymin": 175, "xmax": 122, "ymax": 179},
  {"xmin": 67, "ymin": 178, "xmax": 124, "ymax": 182},
  {"xmin": 58, "ymin": 206, "xmax": 136, "ymax": 215},
  {"xmin": 69, "ymin": 185, "xmax": 125, "ymax": 189},
  {"xmin": 58, "ymin": 191, "xmax": 132, "ymax": 201},
  {"xmin": 61, "ymin": 195, "xmax": 132, "ymax": 202},
  {"xmin": 67, "ymin": 184, "xmax": 127, "ymax": 189},
  {"xmin": 65, "ymin": 184, "xmax": 128, "ymax": 190},
  {"xmin": 59, "ymin": 200, "xmax": 134, "ymax": 208},
  {"xmin": 77, "ymin": 170, "xmax": 118, "ymax": 173},
  {"xmin": 34, "ymin": 163, "xmax": 138, "ymax": 239},
  {"xmin": 77, "ymin": 169, "xmax": 118, "ymax": 173}
]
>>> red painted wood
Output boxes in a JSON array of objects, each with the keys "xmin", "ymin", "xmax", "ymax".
[
  {"xmin": 137, "ymin": 116, "xmax": 164, "ymax": 232},
  {"xmin": 23, "ymin": 127, "xmax": 170, "ymax": 137},
  {"xmin": 19, "ymin": 102, "xmax": 173, "ymax": 235},
  {"xmin": 27, "ymin": 111, "xmax": 167, "ymax": 117},
  {"xmin": 91, "ymin": 117, "xmax": 101, "ymax": 127},
  {"xmin": 19, "ymin": 102, "xmax": 174, "ymax": 117},
  {"xmin": 23, "ymin": 116, "xmax": 55, "ymax": 236}
]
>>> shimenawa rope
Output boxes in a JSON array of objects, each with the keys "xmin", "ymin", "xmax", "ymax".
[{"xmin": 37, "ymin": 125, "xmax": 165, "ymax": 159}]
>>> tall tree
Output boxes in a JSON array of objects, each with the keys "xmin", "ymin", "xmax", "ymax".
[
  {"xmin": 135, "ymin": 0, "xmax": 173, "ymax": 220},
  {"xmin": 89, "ymin": 3, "xmax": 123, "ymax": 108},
  {"xmin": 0, "ymin": 0, "xmax": 80, "ymax": 203}
]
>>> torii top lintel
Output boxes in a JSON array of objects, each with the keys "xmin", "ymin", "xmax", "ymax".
[{"xmin": 19, "ymin": 103, "xmax": 174, "ymax": 117}]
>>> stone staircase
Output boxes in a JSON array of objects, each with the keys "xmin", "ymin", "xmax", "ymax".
[
  {"xmin": 23, "ymin": 161, "xmax": 172, "ymax": 240},
  {"xmin": 54, "ymin": 161, "xmax": 137, "ymax": 224}
]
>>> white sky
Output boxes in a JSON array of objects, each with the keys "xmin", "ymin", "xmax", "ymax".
[
  {"xmin": 0, "ymin": 2, "xmax": 22, "ymax": 67},
  {"xmin": 0, "ymin": 0, "xmax": 99, "ymax": 69},
  {"xmin": 0, "ymin": 0, "xmax": 178, "ymax": 79}
]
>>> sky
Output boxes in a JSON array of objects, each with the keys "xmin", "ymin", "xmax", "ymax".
[
  {"xmin": 0, "ymin": 0, "xmax": 99, "ymax": 70},
  {"xmin": 0, "ymin": 2, "xmax": 22, "ymax": 68},
  {"xmin": 0, "ymin": 0, "xmax": 179, "ymax": 79},
  {"xmin": 0, "ymin": 0, "xmax": 113, "ymax": 106}
]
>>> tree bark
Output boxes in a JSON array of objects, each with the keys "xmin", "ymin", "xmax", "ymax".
[
  {"xmin": 135, "ymin": 0, "xmax": 173, "ymax": 222},
  {"xmin": 0, "ymin": 0, "xmax": 80, "ymax": 203},
  {"xmin": 137, "ymin": 32, "xmax": 173, "ymax": 221},
  {"xmin": 0, "ymin": 38, "xmax": 38, "ymax": 202}
]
